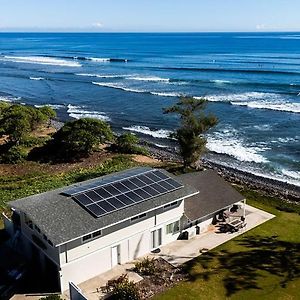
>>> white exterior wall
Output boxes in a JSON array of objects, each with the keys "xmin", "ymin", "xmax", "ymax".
[
  {"xmin": 59, "ymin": 201, "xmax": 184, "ymax": 291},
  {"xmin": 19, "ymin": 212, "xmax": 60, "ymax": 265}
]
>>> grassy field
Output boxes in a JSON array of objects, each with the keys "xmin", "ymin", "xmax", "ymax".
[{"xmin": 154, "ymin": 191, "xmax": 300, "ymax": 300}]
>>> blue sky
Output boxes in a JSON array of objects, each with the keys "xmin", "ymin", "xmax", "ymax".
[{"xmin": 1, "ymin": 0, "xmax": 300, "ymax": 32}]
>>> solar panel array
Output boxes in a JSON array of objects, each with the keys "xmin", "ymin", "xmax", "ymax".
[
  {"xmin": 71, "ymin": 170, "xmax": 183, "ymax": 218},
  {"xmin": 62, "ymin": 167, "xmax": 150, "ymax": 196}
]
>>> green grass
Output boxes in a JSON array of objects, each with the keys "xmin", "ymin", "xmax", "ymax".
[
  {"xmin": 154, "ymin": 190, "xmax": 300, "ymax": 300},
  {"xmin": 0, "ymin": 155, "xmax": 138, "ymax": 218}
]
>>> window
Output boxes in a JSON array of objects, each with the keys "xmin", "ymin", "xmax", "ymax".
[
  {"xmin": 92, "ymin": 230, "xmax": 102, "ymax": 238},
  {"xmin": 82, "ymin": 230, "xmax": 102, "ymax": 243},
  {"xmin": 166, "ymin": 220, "xmax": 180, "ymax": 235},
  {"xmin": 131, "ymin": 213, "xmax": 147, "ymax": 223},
  {"xmin": 164, "ymin": 201, "xmax": 178, "ymax": 209},
  {"xmin": 82, "ymin": 234, "xmax": 92, "ymax": 242}
]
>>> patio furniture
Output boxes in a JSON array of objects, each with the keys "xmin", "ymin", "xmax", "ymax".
[{"xmin": 228, "ymin": 219, "xmax": 244, "ymax": 232}]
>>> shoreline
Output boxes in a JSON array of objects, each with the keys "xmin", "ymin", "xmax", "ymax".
[
  {"xmin": 48, "ymin": 119, "xmax": 300, "ymax": 203},
  {"xmin": 142, "ymin": 142, "xmax": 300, "ymax": 203}
]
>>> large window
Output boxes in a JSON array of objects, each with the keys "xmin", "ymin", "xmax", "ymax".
[{"xmin": 166, "ymin": 220, "xmax": 180, "ymax": 235}]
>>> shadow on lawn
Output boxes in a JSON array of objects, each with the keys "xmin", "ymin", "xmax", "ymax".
[{"xmin": 183, "ymin": 235, "xmax": 300, "ymax": 297}]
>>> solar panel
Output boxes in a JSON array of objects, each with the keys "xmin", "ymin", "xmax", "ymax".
[
  {"xmin": 62, "ymin": 167, "xmax": 152, "ymax": 196},
  {"xmin": 71, "ymin": 169, "xmax": 184, "ymax": 218}
]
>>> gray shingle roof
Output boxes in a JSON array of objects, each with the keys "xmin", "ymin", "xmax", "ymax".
[
  {"xmin": 178, "ymin": 170, "xmax": 245, "ymax": 221},
  {"xmin": 9, "ymin": 167, "xmax": 197, "ymax": 246}
]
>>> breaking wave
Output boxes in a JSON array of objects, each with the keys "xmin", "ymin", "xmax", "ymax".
[
  {"xmin": 85, "ymin": 57, "xmax": 128, "ymax": 63},
  {"xmin": 1, "ymin": 56, "xmax": 81, "ymax": 67},
  {"xmin": 129, "ymin": 76, "xmax": 170, "ymax": 82},
  {"xmin": 67, "ymin": 104, "xmax": 110, "ymax": 121},
  {"xmin": 207, "ymin": 129, "xmax": 269, "ymax": 164},
  {"xmin": 34, "ymin": 104, "xmax": 65, "ymax": 110},
  {"xmin": 30, "ymin": 77, "xmax": 45, "ymax": 81},
  {"xmin": 200, "ymin": 92, "xmax": 300, "ymax": 113},
  {"xmin": 92, "ymin": 82, "xmax": 181, "ymax": 97},
  {"xmin": 76, "ymin": 73, "xmax": 125, "ymax": 79},
  {"xmin": 123, "ymin": 125, "xmax": 173, "ymax": 139},
  {"xmin": 0, "ymin": 95, "xmax": 21, "ymax": 103}
]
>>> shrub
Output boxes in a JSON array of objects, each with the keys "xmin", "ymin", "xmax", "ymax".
[
  {"xmin": 133, "ymin": 257, "xmax": 160, "ymax": 276},
  {"xmin": 0, "ymin": 145, "xmax": 27, "ymax": 164},
  {"xmin": 20, "ymin": 136, "xmax": 49, "ymax": 148},
  {"xmin": 116, "ymin": 133, "xmax": 149, "ymax": 155},
  {"xmin": 105, "ymin": 274, "xmax": 140, "ymax": 300}
]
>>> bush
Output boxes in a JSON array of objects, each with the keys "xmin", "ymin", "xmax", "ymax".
[
  {"xmin": 115, "ymin": 133, "xmax": 149, "ymax": 155},
  {"xmin": 105, "ymin": 274, "xmax": 141, "ymax": 300},
  {"xmin": 133, "ymin": 257, "xmax": 160, "ymax": 276},
  {"xmin": 20, "ymin": 136, "xmax": 49, "ymax": 148},
  {"xmin": 0, "ymin": 145, "xmax": 27, "ymax": 164}
]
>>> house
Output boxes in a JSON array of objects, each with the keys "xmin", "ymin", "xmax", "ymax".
[{"xmin": 4, "ymin": 167, "xmax": 245, "ymax": 293}]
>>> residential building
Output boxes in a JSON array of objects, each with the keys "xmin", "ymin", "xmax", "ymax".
[{"xmin": 5, "ymin": 167, "xmax": 245, "ymax": 292}]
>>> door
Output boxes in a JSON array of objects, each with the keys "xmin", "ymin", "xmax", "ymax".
[
  {"xmin": 111, "ymin": 245, "xmax": 120, "ymax": 267},
  {"xmin": 151, "ymin": 228, "xmax": 162, "ymax": 249}
]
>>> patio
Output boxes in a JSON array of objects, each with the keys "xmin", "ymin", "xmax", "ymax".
[{"xmin": 151, "ymin": 204, "xmax": 275, "ymax": 266}]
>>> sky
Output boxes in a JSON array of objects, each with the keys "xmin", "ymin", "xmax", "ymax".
[{"xmin": 1, "ymin": 0, "xmax": 300, "ymax": 32}]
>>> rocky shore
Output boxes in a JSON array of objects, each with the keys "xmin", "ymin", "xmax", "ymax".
[
  {"xmin": 143, "ymin": 143, "xmax": 300, "ymax": 203},
  {"xmin": 49, "ymin": 120, "xmax": 300, "ymax": 203}
]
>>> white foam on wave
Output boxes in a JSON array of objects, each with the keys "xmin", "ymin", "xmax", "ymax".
[
  {"xmin": 207, "ymin": 129, "xmax": 269, "ymax": 164},
  {"xmin": 93, "ymin": 81, "xmax": 181, "ymax": 97},
  {"xmin": 123, "ymin": 125, "xmax": 173, "ymax": 139},
  {"xmin": 87, "ymin": 57, "xmax": 110, "ymax": 62},
  {"xmin": 210, "ymin": 79, "xmax": 231, "ymax": 84},
  {"xmin": 30, "ymin": 77, "xmax": 45, "ymax": 81},
  {"xmin": 253, "ymin": 124, "xmax": 272, "ymax": 131},
  {"xmin": 0, "ymin": 95, "xmax": 21, "ymax": 103},
  {"xmin": 129, "ymin": 76, "xmax": 170, "ymax": 82},
  {"xmin": 67, "ymin": 104, "xmax": 110, "ymax": 121},
  {"xmin": 2, "ymin": 56, "xmax": 81, "ymax": 67},
  {"xmin": 202, "ymin": 92, "xmax": 300, "ymax": 113},
  {"xmin": 204, "ymin": 92, "xmax": 279, "ymax": 102},
  {"xmin": 76, "ymin": 73, "xmax": 125, "ymax": 78},
  {"xmin": 92, "ymin": 82, "xmax": 146, "ymax": 93},
  {"xmin": 34, "ymin": 104, "xmax": 64, "ymax": 110},
  {"xmin": 281, "ymin": 169, "xmax": 300, "ymax": 180},
  {"xmin": 231, "ymin": 101, "xmax": 300, "ymax": 113},
  {"xmin": 150, "ymin": 91, "xmax": 181, "ymax": 97}
]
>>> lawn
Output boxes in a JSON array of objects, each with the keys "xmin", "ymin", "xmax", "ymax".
[{"xmin": 154, "ymin": 192, "xmax": 300, "ymax": 300}]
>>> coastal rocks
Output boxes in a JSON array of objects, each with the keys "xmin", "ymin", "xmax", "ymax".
[{"xmin": 144, "ymin": 142, "xmax": 300, "ymax": 203}]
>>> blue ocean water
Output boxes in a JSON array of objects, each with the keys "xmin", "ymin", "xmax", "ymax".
[{"xmin": 0, "ymin": 32, "xmax": 299, "ymax": 185}]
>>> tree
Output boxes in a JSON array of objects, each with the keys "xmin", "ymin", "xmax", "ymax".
[
  {"xmin": 164, "ymin": 97, "xmax": 218, "ymax": 168},
  {"xmin": 51, "ymin": 118, "xmax": 114, "ymax": 158},
  {"xmin": 0, "ymin": 104, "xmax": 56, "ymax": 145}
]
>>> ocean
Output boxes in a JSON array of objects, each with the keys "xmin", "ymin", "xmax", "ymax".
[{"xmin": 0, "ymin": 32, "xmax": 299, "ymax": 185}]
